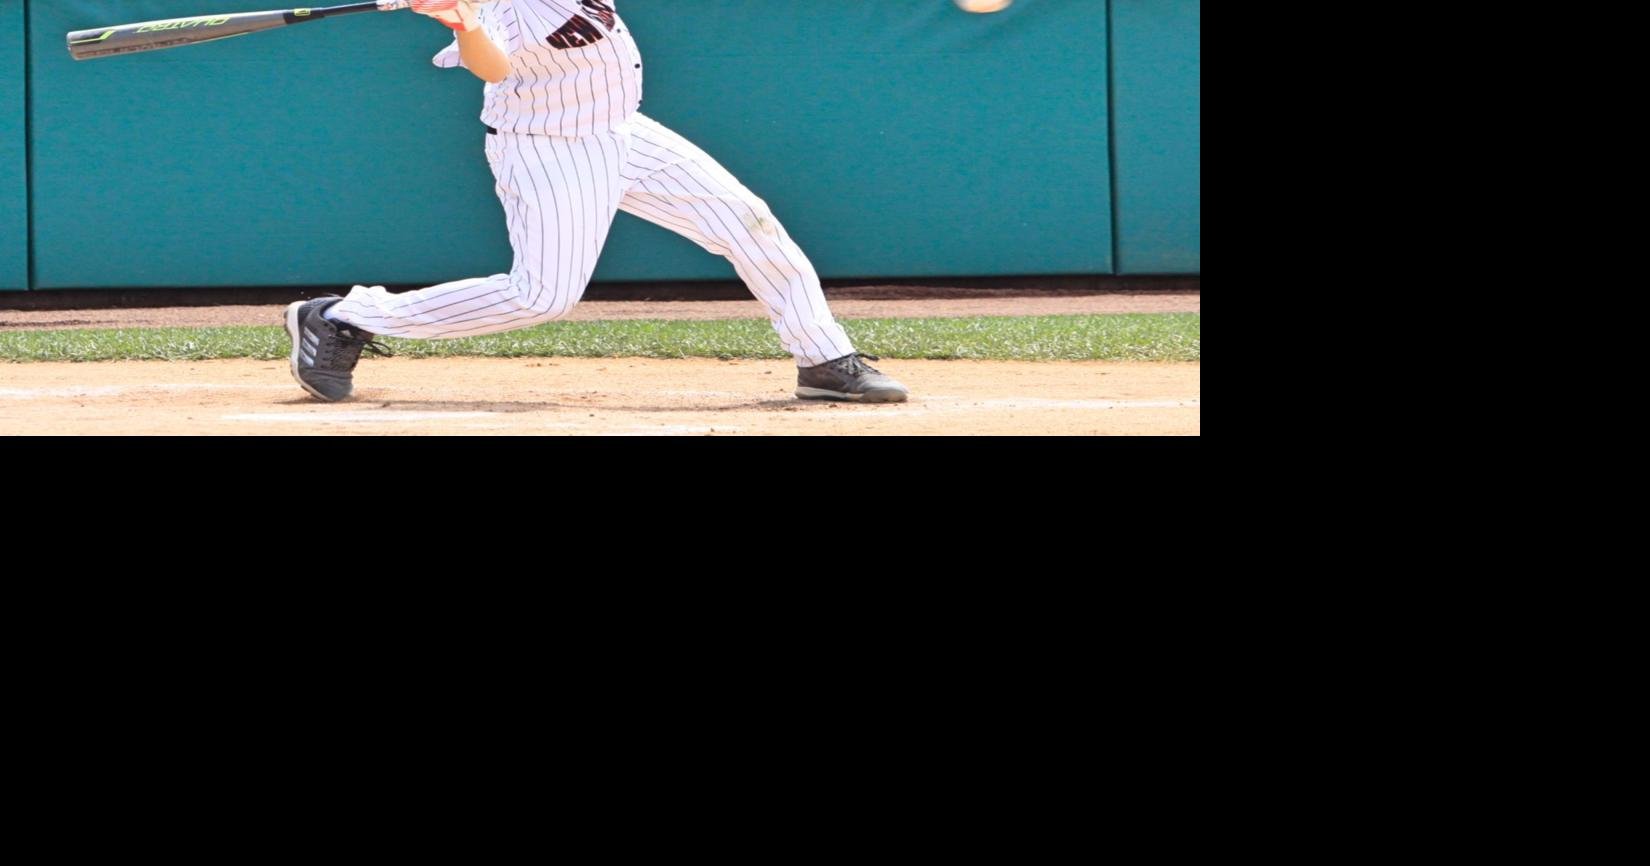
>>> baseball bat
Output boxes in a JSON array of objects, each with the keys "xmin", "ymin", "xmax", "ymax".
[{"xmin": 66, "ymin": 1, "xmax": 413, "ymax": 61}]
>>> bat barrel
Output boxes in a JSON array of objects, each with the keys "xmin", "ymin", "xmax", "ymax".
[{"xmin": 66, "ymin": 3, "xmax": 407, "ymax": 61}]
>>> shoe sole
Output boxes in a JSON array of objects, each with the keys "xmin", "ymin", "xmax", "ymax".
[
  {"xmin": 285, "ymin": 301, "xmax": 340, "ymax": 402},
  {"xmin": 795, "ymin": 386, "xmax": 909, "ymax": 403}
]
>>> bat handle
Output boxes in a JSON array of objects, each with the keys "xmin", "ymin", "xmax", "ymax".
[{"xmin": 376, "ymin": 1, "xmax": 412, "ymax": 10}]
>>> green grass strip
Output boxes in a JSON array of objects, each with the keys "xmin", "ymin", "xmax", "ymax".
[{"xmin": 0, "ymin": 315, "xmax": 1199, "ymax": 363}]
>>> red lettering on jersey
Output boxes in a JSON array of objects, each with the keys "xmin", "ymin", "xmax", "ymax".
[
  {"xmin": 547, "ymin": 14, "xmax": 605, "ymax": 49},
  {"xmin": 580, "ymin": 0, "xmax": 617, "ymax": 29}
]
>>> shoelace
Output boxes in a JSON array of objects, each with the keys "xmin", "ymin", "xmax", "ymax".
[
  {"xmin": 321, "ymin": 326, "xmax": 393, "ymax": 369},
  {"xmin": 352, "ymin": 333, "xmax": 394, "ymax": 359},
  {"xmin": 839, "ymin": 353, "xmax": 882, "ymax": 374}
]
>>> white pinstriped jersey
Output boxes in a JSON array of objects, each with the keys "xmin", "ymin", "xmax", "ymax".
[
  {"xmin": 434, "ymin": 0, "xmax": 644, "ymax": 138},
  {"xmin": 327, "ymin": 0, "xmax": 859, "ymax": 367}
]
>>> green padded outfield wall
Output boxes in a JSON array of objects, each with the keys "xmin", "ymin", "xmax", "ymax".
[
  {"xmin": 31, "ymin": 0, "xmax": 508, "ymax": 289},
  {"xmin": 1, "ymin": 1, "xmax": 25, "ymax": 291},
  {"xmin": 28, "ymin": 1, "xmax": 1114, "ymax": 289},
  {"xmin": 603, "ymin": 0, "xmax": 1112, "ymax": 282},
  {"xmin": 1112, "ymin": 0, "xmax": 1199, "ymax": 273}
]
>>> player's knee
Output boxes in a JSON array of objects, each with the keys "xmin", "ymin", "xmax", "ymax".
[
  {"xmin": 533, "ymin": 292, "xmax": 580, "ymax": 320},
  {"xmin": 509, "ymin": 271, "xmax": 579, "ymax": 321}
]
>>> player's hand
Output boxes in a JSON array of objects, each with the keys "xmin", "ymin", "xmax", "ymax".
[{"xmin": 409, "ymin": 0, "xmax": 480, "ymax": 33}]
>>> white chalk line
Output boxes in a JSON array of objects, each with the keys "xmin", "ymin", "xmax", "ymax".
[
  {"xmin": 787, "ymin": 397, "xmax": 1201, "ymax": 416},
  {"xmin": 0, "ymin": 384, "xmax": 290, "ymax": 399},
  {"xmin": 226, "ymin": 411, "xmax": 499, "ymax": 424},
  {"xmin": 605, "ymin": 425, "xmax": 744, "ymax": 436}
]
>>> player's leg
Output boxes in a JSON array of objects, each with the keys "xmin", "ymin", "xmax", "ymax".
[
  {"xmin": 615, "ymin": 115, "xmax": 856, "ymax": 365},
  {"xmin": 329, "ymin": 130, "xmax": 627, "ymax": 338},
  {"xmin": 285, "ymin": 129, "xmax": 628, "ymax": 400},
  {"xmin": 614, "ymin": 115, "xmax": 906, "ymax": 400}
]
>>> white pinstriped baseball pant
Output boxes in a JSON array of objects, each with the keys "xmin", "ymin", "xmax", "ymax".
[{"xmin": 329, "ymin": 113, "xmax": 857, "ymax": 367}]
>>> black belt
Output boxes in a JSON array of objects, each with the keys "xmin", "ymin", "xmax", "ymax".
[{"xmin": 486, "ymin": 125, "xmax": 498, "ymax": 135}]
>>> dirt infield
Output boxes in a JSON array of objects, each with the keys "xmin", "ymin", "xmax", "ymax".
[
  {"xmin": 0, "ymin": 358, "xmax": 1199, "ymax": 435},
  {"xmin": 1, "ymin": 287, "xmax": 1201, "ymax": 435}
]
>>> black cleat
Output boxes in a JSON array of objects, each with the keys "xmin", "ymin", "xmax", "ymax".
[
  {"xmin": 795, "ymin": 353, "xmax": 910, "ymax": 403},
  {"xmin": 283, "ymin": 296, "xmax": 389, "ymax": 402}
]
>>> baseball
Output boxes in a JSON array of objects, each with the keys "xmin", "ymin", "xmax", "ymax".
[{"xmin": 955, "ymin": 0, "xmax": 1013, "ymax": 12}]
